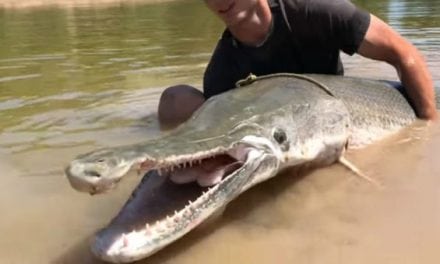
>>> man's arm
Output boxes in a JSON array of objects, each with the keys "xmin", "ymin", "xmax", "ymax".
[{"xmin": 357, "ymin": 14, "xmax": 437, "ymax": 120}]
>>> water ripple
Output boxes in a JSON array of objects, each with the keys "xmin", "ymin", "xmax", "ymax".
[
  {"xmin": 0, "ymin": 55, "xmax": 66, "ymax": 63},
  {"xmin": 0, "ymin": 74, "xmax": 41, "ymax": 83},
  {"xmin": 0, "ymin": 99, "xmax": 25, "ymax": 111},
  {"xmin": 0, "ymin": 86, "xmax": 166, "ymax": 152}
]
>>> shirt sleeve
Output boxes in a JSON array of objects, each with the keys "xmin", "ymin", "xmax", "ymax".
[
  {"xmin": 284, "ymin": 0, "xmax": 371, "ymax": 55},
  {"xmin": 333, "ymin": 1, "xmax": 371, "ymax": 54}
]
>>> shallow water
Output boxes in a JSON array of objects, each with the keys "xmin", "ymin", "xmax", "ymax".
[{"xmin": 0, "ymin": 0, "xmax": 439, "ymax": 263}]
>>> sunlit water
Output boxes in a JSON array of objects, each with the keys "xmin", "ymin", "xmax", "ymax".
[{"xmin": 0, "ymin": 0, "xmax": 439, "ymax": 263}]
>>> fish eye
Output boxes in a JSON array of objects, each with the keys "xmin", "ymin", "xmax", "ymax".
[{"xmin": 273, "ymin": 128, "xmax": 287, "ymax": 144}]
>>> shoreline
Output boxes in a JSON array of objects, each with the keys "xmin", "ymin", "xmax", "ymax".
[{"xmin": 0, "ymin": 0, "xmax": 177, "ymax": 9}]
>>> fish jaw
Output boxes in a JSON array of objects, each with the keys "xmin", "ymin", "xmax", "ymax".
[{"xmin": 91, "ymin": 148, "xmax": 277, "ymax": 263}]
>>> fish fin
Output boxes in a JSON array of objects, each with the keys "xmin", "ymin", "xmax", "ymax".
[{"xmin": 338, "ymin": 156, "xmax": 383, "ymax": 188}]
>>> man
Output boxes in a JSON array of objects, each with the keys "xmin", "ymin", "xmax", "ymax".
[{"xmin": 158, "ymin": 0, "xmax": 437, "ymax": 129}]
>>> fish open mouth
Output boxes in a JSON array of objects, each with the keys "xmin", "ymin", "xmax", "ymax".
[
  {"xmin": 155, "ymin": 150, "xmax": 247, "ymax": 187},
  {"xmin": 93, "ymin": 144, "xmax": 260, "ymax": 263}
]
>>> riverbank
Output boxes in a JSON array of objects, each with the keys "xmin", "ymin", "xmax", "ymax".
[{"xmin": 0, "ymin": 0, "xmax": 176, "ymax": 9}]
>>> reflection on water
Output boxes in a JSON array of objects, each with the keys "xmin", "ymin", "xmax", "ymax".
[
  {"xmin": 0, "ymin": 0, "xmax": 439, "ymax": 263},
  {"xmin": 0, "ymin": 0, "xmax": 222, "ymax": 152}
]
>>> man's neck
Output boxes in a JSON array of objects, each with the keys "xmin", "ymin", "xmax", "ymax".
[{"xmin": 228, "ymin": 1, "xmax": 272, "ymax": 47}]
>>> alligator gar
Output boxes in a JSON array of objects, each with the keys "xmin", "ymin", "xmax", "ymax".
[{"xmin": 65, "ymin": 73, "xmax": 438, "ymax": 263}]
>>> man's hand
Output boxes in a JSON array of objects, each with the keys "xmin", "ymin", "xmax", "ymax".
[{"xmin": 358, "ymin": 14, "xmax": 437, "ymax": 120}]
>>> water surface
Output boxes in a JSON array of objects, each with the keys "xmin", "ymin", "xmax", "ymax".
[{"xmin": 0, "ymin": 0, "xmax": 439, "ymax": 263}]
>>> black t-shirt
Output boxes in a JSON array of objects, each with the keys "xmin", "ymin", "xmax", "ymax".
[{"xmin": 203, "ymin": 0, "xmax": 371, "ymax": 98}]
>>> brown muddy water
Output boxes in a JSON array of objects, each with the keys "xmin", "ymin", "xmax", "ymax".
[{"xmin": 0, "ymin": 0, "xmax": 439, "ymax": 263}]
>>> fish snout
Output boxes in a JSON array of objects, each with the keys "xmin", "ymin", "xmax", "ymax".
[{"xmin": 65, "ymin": 161, "xmax": 113, "ymax": 194}]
